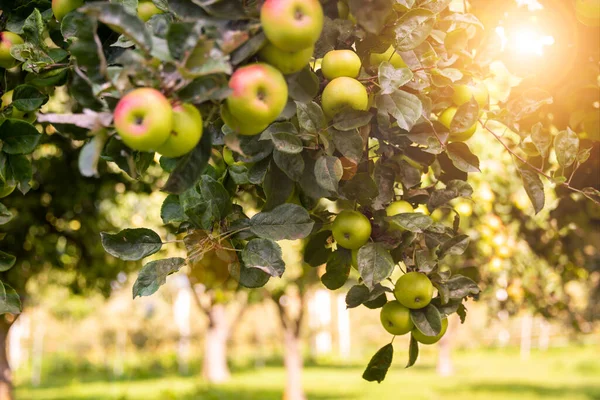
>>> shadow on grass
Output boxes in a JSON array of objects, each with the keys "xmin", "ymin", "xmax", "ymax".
[{"xmin": 459, "ymin": 382, "xmax": 600, "ymax": 400}]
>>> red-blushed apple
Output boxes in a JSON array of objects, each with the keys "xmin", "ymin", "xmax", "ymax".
[
  {"xmin": 156, "ymin": 103, "xmax": 203, "ymax": 158},
  {"xmin": 113, "ymin": 88, "xmax": 173, "ymax": 152},
  {"xmin": 0, "ymin": 32, "xmax": 24, "ymax": 69},
  {"xmin": 138, "ymin": 1, "xmax": 163, "ymax": 22},
  {"xmin": 52, "ymin": 0, "xmax": 84, "ymax": 22},
  {"xmin": 220, "ymin": 103, "xmax": 270, "ymax": 136},
  {"xmin": 258, "ymin": 42, "xmax": 314, "ymax": 75},
  {"xmin": 321, "ymin": 77, "xmax": 368, "ymax": 118},
  {"xmin": 225, "ymin": 63, "xmax": 288, "ymax": 129},
  {"xmin": 260, "ymin": 0, "xmax": 324, "ymax": 52},
  {"xmin": 438, "ymin": 106, "xmax": 477, "ymax": 142},
  {"xmin": 321, "ymin": 50, "xmax": 361, "ymax": 80}
]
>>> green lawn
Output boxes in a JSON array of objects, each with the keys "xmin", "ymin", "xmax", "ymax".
[{"xmin": 16, "ymin": 345, "xmax": 600, "ymax": 400}]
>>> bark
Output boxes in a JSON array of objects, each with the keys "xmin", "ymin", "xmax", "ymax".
[
  {"xmin": 202, "ymin": 303, "xmax": 231, "ymax": 383},
  {"xmin": 276, "ymin": 292, "xmax": 306, "ymax": 400},
  {"xmin": 0, "ymin": 318, "xmax": 14, "ymax": 400}
]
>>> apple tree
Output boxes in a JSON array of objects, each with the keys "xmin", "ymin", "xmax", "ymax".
[{"xmin": 0, "ymin": 2, "xmax": 598, "ymax": 399}]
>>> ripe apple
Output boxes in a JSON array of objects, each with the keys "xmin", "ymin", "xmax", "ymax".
[
  {"xmin": 412, "ymin": 317, "xmax": 448, "ymax": 344},
  {"xmin": 438, "ymin": 106, "xmax": 477, "ymax": 142},
  {"xmin": 332, "ymin": 210, "xmax": 371, "ymax": 250},
  {"xmin": 1, "ymin": 90, "xmax": 37, "ymax": 122},
  {"xmin": 226, "ymin": 63, "xmax": 288, "ymax": 129},
  {"xmin": 452, "ymin": 81, "xmax": 489, "ymax": 108},
  {"xmin": 369, "ymin": 45, "xmax": 407, "ymax": 69},
  {"xmin": 258, "ymin": 42, "xmax": 314, "ymax": 75},
  {"xmin": 321, "ymin": 50, "xmax": 362, "ymax": 80},
  {"xmin": 220, "ymin": 103, "xmax": 271, "ymax": 136},
  {"xmin": 260, "ymin": 0, "xmax": 324, "ymax": 52},
  {"xmin": 156, "ymin": 103, "xmax": 203, "ymax": 158},
  {"xmin": 380, "ymin": 300, "xmax": 414, "ymax": 335},
  {"xmin": 113, "ymin": 88, "xmax": 173, "ymax": 152},
  {"xmin": 138, "ymin": 1, "xmax": 162, "ymax": 22},
  {"xmin": 386, "ymin": 200, "xmax": 414, "ymax": 231},
  {"xmin": 394, "ymin": 272, "xmax": 434, "ymax": 309},
  {"xmin": 52, "ymin": 0, "xmax": 84, "ymax": 22},
  {"xmin": 321, "ymin": 77, "xmax": 368, "ymax": 118},
  {"xmin": 0, "ymin": 32, "xmax": 24, "ymax": 69}
]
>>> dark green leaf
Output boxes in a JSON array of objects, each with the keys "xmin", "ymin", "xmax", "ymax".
[
  {"xmin": 0, "ymin": 203, "xmax": 13, "ymax": 225},
  {"xmin": 446, "ymin": 142, "xmax": 480, "ymax": 173},
  {"xmin": 242, "ymin": 238, "xmax": 285, "ymax": 277},
  {"xmin": 358, "ymin": 243, "xmax": 395, "ymax": 290},
  {"xmin": 304, "ymin": 230, "xmax": 333, "ymax": 267},
  {"xmin": 261, "ymin": 122, "xmax": 303, "ymax": 154},
  {"xmin": 387, "ymin": 213, "xmax": 433, "ymax": 233},
  {"xmin": 12, "ymin": 84, "xmax": 48, "ymax": 111},
  {"xmin": 296, "ymin": 101, "xmax": 326, "ymax": 134},
  {"xmin": 161, "ymin": 194, "xmax": 185, "ymax": 224},
  {"xmin": 314, "ymin": 155, "xmax": 343, "ymax": 192},
  {"xmin": 0, "ymin": 251, "xmax": 16, "ymax": 272},
  {"xmin": 349, "ymin": 0, "xmax": 393, "ymax": 34},
  {"xmin": 6, "ymin": 154, "xmax": 32, "ymax": 194},
  {"xmin": 250, "ymin": 204, "xmax": 314, "ymax": 241},
  {"xmin": 410, "ymin": 304, "xmax": 442, "ymax": 336},
  {"xmin": 133, "ymin": 258, "xmax": 185, "ymax": 298},
  {"xmin": 177, "ymin": 74, "xmax": 231, "ymax": 104},
  {"xmin": 0, "ymin": 119, "xmax": 41, "ymax": 155},
  {"xmin": 519, "ymin": 167, "xmax": 545, "ymax": 214},
  {"xmin": 362, "ymin": 343, "xmax": 393, "ymax": 383},
  {"xmin": 322, "ymin": 248, "xmax": 351, "ymax": 290},
  {"xmin": 163, "ymin": 130, "xmax": 212, "ymax": 194},
  {"xmin": 376, "ymin": 90, "xmax": 423, "ymax": 131},
  {"xmin": 330, "ymin": 128, "xmax": 364, "ymax": 164},
  {"xmin": 446, "ymin": 274, "xmax": 480, "ymax": 299},
  {"xmin": 439, "ymin": 234, "xmax": 470, "ymax": 257},
  {"xmin": 287, "ymin": 67, "xmax": 319, "ymax": 103},
  {"xmin": 332, "ymin": 110, "xmax": 373, "ymax": 131},
  {"xmin": 341, "ymin": 172, "xmax": 379, "ymax": 205},
  {"xmin": 346, "ymin": 284, "xmax": 371, "ymax": 309},
  {"xmin": 273, "ymin": 149, "xmax": 305, "ymax": 182},
  {"xmin": 238, "ymin": 263, "xmax": 270, "ymax": 288},
  {"xmin": 101, "ymin": 228, "xmax": 162, "ymax": 261},
  {"xmin": 415, "ymin": 249, "xmax": 437, "ymax": 273},
  {"xmin": 406, "ymin": 335, "xmax": 419, "ymax": 368},
  {"xmin": 0, "ymin": 282, "xmax": 21, "ymax": 315},
  {"xmin": 378, "ymin": 63, "xmax": 413, "ymax": 95},
  {"xmin": 450, "ymin": 97, "xmax": 479, "ymax": 135}
]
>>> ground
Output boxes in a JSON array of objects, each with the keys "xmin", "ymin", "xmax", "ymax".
[{"xmin": 15, "ymin": 345, "xmax": 600, "ymax": 400}]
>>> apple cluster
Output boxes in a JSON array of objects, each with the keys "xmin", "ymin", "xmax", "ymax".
[
  {"xmin": 220, "ymin": 0, "xmax": 324, "ymax": 136},
  {"xmin": 113, "ymin": 89, "xmax": 203, "ymax": 158},
  {"xmin": 438, "ymin": 81, "xmax": 489, "ymax": 142}
]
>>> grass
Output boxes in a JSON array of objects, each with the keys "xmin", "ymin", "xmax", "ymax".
[{"xmin": 15, "ymin": 345, "xmax": 600, "ymax": 400}]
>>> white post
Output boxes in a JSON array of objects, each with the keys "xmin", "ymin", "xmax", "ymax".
[{"xmin": 173, "ymin": 276, "xmax": 191, "ymax": 375}]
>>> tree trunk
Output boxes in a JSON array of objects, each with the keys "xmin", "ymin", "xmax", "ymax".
[
  {"xmin": 202, "ymin": 304, "xmax": 230, "ymax": 383},
  {"xmin": 0, "ymin": 318, "xmax": 14, "ymax": 400},
  {"xmin": 436, "ymin": 315, "xmax": 454, "ymax": 377},
  {"xmin": 282, "ymin": 326, "xmax": 305, "ymax": 400}
]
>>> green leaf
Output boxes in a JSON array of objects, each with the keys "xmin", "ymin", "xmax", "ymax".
[
  {"xmin": 63, "ymin": 12, "xmax": 106, "ymax": 83},
  {"xmin": 132, "ymin": 257, "xmax": 186, "ymax": 298},
  {"xmin": 376, "ymin": 90, "xmax": 423, "ymax": 131},
  {"xmin": 415, "ymin": 249, "xmax": 437, "ymax": 273},
  {"xmin": 387, "ymin": 213, "xmax": 433, "ymax": 233},
  {"xmin": 12, "ymin": 84, "xmax": 48, "ymax": 112},
  {"xmin": 519, "ymin": 167, "xmax": 545, "ymax": 214},
  {"xmin": 357, "ymin": 243, "xmax": 395, "ymax": 290},
  {"xmin": 180, "ymin": 175, "xmax": 231, "ymax": 230},
  {"xmin": 304, "ymin": 230, "xmax": 333, "ymax": 267},
  {"xmin": 0, "ymin": 251, "xmax": 16, "ymax": 272},
  {"xmin": 410, "ymin": 304, "xmax": 442, "ymax": 336},
  {"xmin": 330, "ymin": 128, "xmax": 364, "ymax": 164},
  {"xmin": 286, "ymin": 67, "xmax": 319, "ymax": 103},
  {"xmin": 296, "ymin": 101, "xmax": 326, "ymax": 134},
  {"xmin": 446, "ymin": 142, "xmax": 480, "ymax": 173},
  {"xmin": 81, "ymin": 3, "xmax": 153, "ymax": 54},
  {"xmin": 166, "ymin": 21, "xmax": 203, "ymax": 61},
  {"xmin": 554, "ymin": 128, "xmax": 579, "ymax": 168},
  {"xmin": 78, "ymin": 134, "xmax": 107, "ymax": 178},
  {"xmin": 0, "ymin": 282, "xmax": 21, "ymax": 315},
  {"xmin": 177, "ymin": 74, "xmax": 231, "ymax": 104},
  {"xmin": 443, "ymin": 13, "xmax": 484, "ymax": 30},
  {"xmin": 332, "ymin": 110, "xmax": 373, "ymax": 131},
  {"xmin": 439, "ymin": 234, "xmax": 470, "ymax": 257},
  {"xmin": 444, "ymin": 28, "xmax": 469, "ymax": 53},
  {"xmin": 261, "ymin": 122, "xmax": 303, "ymax": 154},
  {"xmin": 250, "ymin": 204, "xmax": 314, "ymax": 241},
  {"xmin": 242, "ymin": 238, "xmax": 285, "ymax": 277},
  {"xmin": 321, "ymin": 248, "xmax": 351, "ymax": 290},
  {"xmin": 263, "ymin": 162, "xmax": 294, "ymax": 211},
  {"xmin": 450, "ymin": 97, "xmax": 479, "ymax": 135},
  {"xmin": 445, "ymin": 274, "xmax": 480, "ymax": 299},
  {"xmin": 0, "ymin": 119, "xmax": 41, "ymax": 155},
  {"xmin": 161, "ymin": 194, "xmax": 185, "ymax": 224},
  {"xmin": 362, "ymin": 343, "xmax": 394, "ymax": 383},
  {"xmin": 349, "ymin": 0, "xmax": 393, "ymax": 34},
  {"xmin": 273, "ymin": 150, "xmax": 305, "ymax": 182},
  {"xmin": 406, "ymin": 335, "xmax": 419, "ymax": 368},
  {"xmin": 341, "ymin": 172, "xmax": 379, "ymax": 205},
  {"xmin": 163, "ymin": 130, "xmax": 212, "ymax": 194},
  {"xmin": 6, "ymin": 154, "xmax": 32, "ymax": 194},
  {"xmin": 530, "ymin": 123, "xmax": 551, "ymax": 157},
  {"xmin": 100, "ymin": 228, "xmax": 162, "ymax": 261},
  {"xmin": 238, "ymin": 263, "xmax": 271, "ymax": 288},
  {"xmin": 378, "ymin": 63, "xmax": 414, "ymax": 95},
  {"xmin": 394, "ymin": 8, "xmax": 436, "ymax": 51},
  {"xmin": 346, "ymin": 284, "xmax": 371, "ymax": 309},
  {"xmin": 0, "ymin": 203, "xmax": 14, "ymax": 226},
  {"xmin": 314, "ymin": 155, "xmax": 343, "ymax": 192}
]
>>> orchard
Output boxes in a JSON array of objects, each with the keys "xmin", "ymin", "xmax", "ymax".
[{"xmin": 0, "ymin": 0, "xmax": 598, "ymax": 399}]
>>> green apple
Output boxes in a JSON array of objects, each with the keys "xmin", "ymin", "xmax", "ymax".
[
  {"xmin": 351, "ymin": 248, "xmax": 359, "ymax": 269},
  {"xmin": 260, "ymin": 0, "xmax": 324, "ymax": 52},
  {"xmin": 386, "ymin": 200, "xmax": 414, "ymax": 231},
  {"xmin": 415, "ymin": 204, "xmax": 430, "ymax": 215},
  {"xmin": 332, "ymin": 210, "xmax": 371, "ymax": 250},
  {"xmin": 412, "ymin": 317, "xmax": 448, "ymax": 344},
  {"xmin": 226, "ymin": 63, "xmax": 288, "ymax": 128},
  {"xmin": 321, "ymin": 77, "xmax": 368, "ymax": 118},
  {"xmin": 113, "ymin": 88, "xmax": 173, "ymax": 152},
  {"xmin": 438, "ymin": 106, "xmax": 477, "ymax": 142},
  {"xmin": 337, "ymin": 1, "xmax": 350, "ymax": 18},
  {"xmin": 52, "ymin": 0, "xmax": 84, "ymax": 22},
  {"xmin": 321, "ymin": 50, "xmax": 362, "ymax": 80},
  {"xmin": 380, "ymin": 300, "xmax": 414, "ymax": 335},
  {"xmin": 0, "ymin": 180, "xmax": 16, "ymax": 198},
  {"xmin": 220, "ymin": 103, "xmax": 271, "ymax": 136},
  {"xmin": 452, "ymin": 81, "xmax": 489, "ymax": 108},
  {"xmin": 1, "ymin": 90, "xmax": 37, "ymax": 122},
  {"xmin": 258, "ymin": 42, "xmax": 314, "ymax": 75},
  {"xmin": 430, "ymin": 208, "xmax": 447, "ymax": 223},
  {"xmin": 394, "ymin": 272, "xmax": 434, "ymax": 309},
  {"xmin": 0, "ymin": 32, "xmax": 24, "ymax": 69},
  {"xmin": 138, "ymin": 1, "xmax": 163, "ymax": 22},
  {"xmin": 369, "ymin": 45, "xmax": 407, "ymax": 69},
  {"xmin": 156, "ymin": 103, "xmax": 203, "ymax": 158}
]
